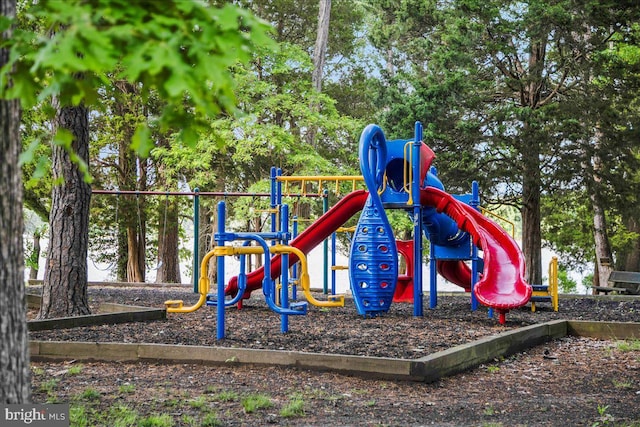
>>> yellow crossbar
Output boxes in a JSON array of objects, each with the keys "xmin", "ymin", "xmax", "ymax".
[{"xmin": 277, "ymin": 175, "xmax": 364, "ymax": 196}]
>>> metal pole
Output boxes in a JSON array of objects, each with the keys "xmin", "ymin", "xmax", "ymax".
[
  {"xmin": 323, "ymin": 189, "xmax": 329, "ymax": 294},
  {"xmin": 430, "ymin": 241, "xmax": 438, "ymax": 309},
  {"xmin": 281, "ymin": 204, "xmax": 289, "ymax": 333},
  {"xmin": 412, "ymin": 121, "xmax": 424, "ymax": 316},
  {"xmin": 471, "ymin": 181, "xmax": 480, "ymax": 312},
  {"xmin": 216, "ymin": 201, "xmax": 226, "ymax": 340},
  {"xmin": 193, "ymin": 188, "xmax": 200, "ymax": 293}
]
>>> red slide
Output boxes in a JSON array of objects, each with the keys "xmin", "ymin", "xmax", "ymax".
[
  {"xmin": 225, "ymin": 190, "xmax": 369, "ymax": 299},
  {"xmin": 436, "ymin": 259, "xmax": 472, "ymax": 292},
  {"xmin": 420, "ymin": 187, "xmax": 531, "ymax": 321}
]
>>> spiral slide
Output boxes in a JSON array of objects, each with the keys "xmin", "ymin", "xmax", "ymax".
[
  {"xmin": 420, "ymin": 186, "xmax": 532, "ymax": 320},
  {"xmin": 225, "ymin": 190, "xmax": 369, "ymax": 298}
]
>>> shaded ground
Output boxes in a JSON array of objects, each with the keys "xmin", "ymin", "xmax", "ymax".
[{"xmin": 28, "ymin": 286, "xmax": 640, "ymax": 426}]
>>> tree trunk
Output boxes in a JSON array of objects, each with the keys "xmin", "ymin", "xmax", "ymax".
[
  {"xmin": 521, "ymin": 139, "xmax": 543, "ymax": 285},
  {"xmin": 39, "ymin": 101, "xmax": 92, "ymax": 318},
  {"xmin": 624, "ymin": 217, "xmax": 640, "ymax": 271},
  {"xmin": 590, "ymin": 142, "xmax": 614, "ymax": 288},
  {"xmin": 114, "ymin": 81, "xmax": 146, "ymax": 282},
  {"xmin": 28, "ymin": 231, "xmax": 41, "ymax": 280},
  {"xmin": 518, "ymin": 38, "xmax": 547, "ymax": 286},
  {"xmin": 311, "ymin": 0, "xmax": 331, "ymax": 93},
  {"xmin": 156, "ymin": 197, "xmax": 181, "ymax": 283},
  {"xmin": 116, "ymin": 218, "xmax": 128, "ymax": 281},
  {"xmin": 591, "ymin": 194, "xmax": 613, "ymax": 287},
  {"xmin": 126, "ymin": 210, "xmax": 146, "ymax": 283},
  {"xmin": 0, "ymin": 0, "xmax": 31, "ymax": 402},
  {"xmin": 307, "ymin": 0, "xmax": 331, "ymax": 147}
]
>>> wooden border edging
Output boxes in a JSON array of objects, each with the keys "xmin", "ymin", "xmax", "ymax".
[
  {"xmin": 29, "ymin": 320, "xmax": 640, "ymax": 382},
  {"xmin": 566, "ymin": 320, "xmax": 640, "ymax": 340},
  {"xmin": 28, "ymin": 319, "xmax": 577, "ymax": 382},
  {"xmin": 28, "ymin": 308, "xmax": 166, "ymax": 331},
  {"xmin": 26, "ymin": 293, "xmax": 166, "ymax": 331},
  {"xmin": 411, "ymin": 320, "xmax": 567, "ymax": 381}
]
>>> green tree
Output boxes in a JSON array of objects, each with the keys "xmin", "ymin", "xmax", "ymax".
[
  {"xmin": 0, "ymin": 0, "xmax": 30, "ymax": 404},
  {"xmin": 2, "ymin": 0, "xmax": 274, "ymax": 313},
  {"xmin": 365, "ymin": 0, "xmax": 640, "ymax": 286}
]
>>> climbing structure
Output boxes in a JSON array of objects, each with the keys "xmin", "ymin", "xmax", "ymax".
[{"xmin": 349, "ymin": 126, "xmax": 399, "ymax": 315}]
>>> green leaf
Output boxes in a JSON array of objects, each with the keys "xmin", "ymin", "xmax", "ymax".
[
  {"xmin": 0, "ymin": 15, "xmax": 12, "ymax": 33},
  {"xmin": 130, "ymin": 123, "xmax": 152, "ymax": 158},
  {"xmin": 18, "ymin": 137, "xmax": 41, "ymax": 166},
  {"xmin": 52, "ymin": 128, "xmax": 74, "ymax": 149},
  {"xmin": 179, "ymin": 126, "xmax": 199, "ymax": 148}
]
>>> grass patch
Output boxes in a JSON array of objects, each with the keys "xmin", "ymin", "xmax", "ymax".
[
  {"xmin": 138, "ymin": 413, "xmax": 174, "ymax": 427},
  {"xmin": 487, "ymin": 365, "xmax": 500, "ymax": 374},
  {"xmin": 612, "ymin": 378, "xmax": 633, "ymax": 389},
  {"xmin": 78, "ymin": 387, "xmax": 101, "ymax": 401},
  {"xmin": 201, "ymin": 412, "xmax": 223, "ymax": 427},
  {"xmin": 108, "ymin": 404, "xmax": 139, "ymax": 427},
  {"xmin": 280, "ymin": 392, "xmax": 305, "ymax": 418},
  {"xmin": 118, "ymin": 383, "xmax": 136, "ymax": 394},
  {"xmin": 70, "ymin": 405, "xmax": 91, "ymax": 427},
  {"xmin": 31, "ymin": 366, "xmax": 45, "ymax": 376},
  {"xmin": 67, "ymin": 364, "xmax": 84, "ymax": 375},
  {"xmin": 241, "ymin": 393, "xmax": 273, "ymax": 413},
  {"xmin": 188, "ymin": 395, "xmax": 208, "ymax": 410},
  {"xmin": 615, "ymin": 339, "xmax": 640, "ymax": 352},
  {"xmin": 39, "ymin": 378, "xmax": 59, "ymax": 394},
  {"xmin": 213, "ymin": 390, "xmax": 239, "ymax": 402}
]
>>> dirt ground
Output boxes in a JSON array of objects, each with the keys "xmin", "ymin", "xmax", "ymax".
[{"xmin": 28, "ymin": 286, "xmax": 640, "ymax": 426}]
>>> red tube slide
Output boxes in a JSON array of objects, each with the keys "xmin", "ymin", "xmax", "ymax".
[{"xmin": 420, "ymin": 187, "xmax": 532, "ymax": 316}]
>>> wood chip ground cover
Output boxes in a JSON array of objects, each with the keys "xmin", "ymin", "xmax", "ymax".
[{"xmin": 28, "ymin": 286, "xmax": 640, "ymax": 426}]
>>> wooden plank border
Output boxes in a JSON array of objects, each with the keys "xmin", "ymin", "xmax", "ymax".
[
  {"xmin": 27, "ymin": 294, "xmax": 166, "ymax": 331},
  {"xmin": 27, "ymin": 319, "xmax": 580, "ymax": 382}
]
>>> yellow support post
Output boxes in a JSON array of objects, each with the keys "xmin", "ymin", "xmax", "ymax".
[
  {"xmin": 165, "ymin": 250, "xmax": 216, "ymax": 313},
  {"xmin": 549, "ymin": 256, "xmax": 559, "ymax": 311},
  {"xmin": 530, "ymin": 256, "xmax": 559, "ymax": 312}
]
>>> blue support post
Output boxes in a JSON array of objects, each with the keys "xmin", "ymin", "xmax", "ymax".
[
  {"xmin": 412, "ymin": 121, "xmax": 424, "ymax": 316},
  {"xmin": 280, "ymin": 204, "xmax": 290, "ymax": 333},
  {"xmin": 193, "ymin": 188, "xmax": 200, "ymax": 294},
  {"xmin": 322, "ymin": 189, "xmax": 329, "ymax": 294},
  {"xmin": 470, "ymin": 181, "xmax": 480, "ymax": 311},
  {"xmin": 430, "ymin": 241, "xmax": 438, "ymax": 309},
  {"xmin": 216, "ymin": 201, "xmax": 226, "ymax": 340}
]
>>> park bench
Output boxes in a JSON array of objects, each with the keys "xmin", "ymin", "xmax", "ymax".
[{"xmin": 592, "ymin": 271, "xmax": 640, "ymax": 295}]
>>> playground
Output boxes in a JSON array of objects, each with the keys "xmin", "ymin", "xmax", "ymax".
[
  {"xmin": 28, "ymin": 285, "xmax": 640, "ymax": 426},
  {"xmin": 26, "ymin": 122, "xmax": 640, "ymax": 425}
]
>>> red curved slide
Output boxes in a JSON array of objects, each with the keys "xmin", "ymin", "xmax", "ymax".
[
  {"xmin": 420, "ymin": 187, "xmax": 532, "ymax": 318},
  {"xmin": 225, "ymin": 190, "xmax": 369, "ymax": 298},
  {"xmin": 436, "ymin": 259, "xmax": 472, "ymax": 292}
]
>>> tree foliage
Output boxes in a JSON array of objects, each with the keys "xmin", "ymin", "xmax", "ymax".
[
  {"xmin": 364, "ymin": 0, "xmax": 640, "ymax": 280},
  {"xmin": 1, "ymin": 0, "xmax": 276, "ymax": 155}
]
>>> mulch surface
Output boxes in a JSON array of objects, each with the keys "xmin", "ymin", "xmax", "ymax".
[{"xmin": 28, "ymin": 286, "xmax": 640, "ymax": 426}]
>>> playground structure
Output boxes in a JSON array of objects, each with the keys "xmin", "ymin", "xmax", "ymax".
[
  {"xmin": 530, "ymin": 256, "xmax": 559, "ymax": 312},
  {"xmin": 245, "ymin": 126, "xmax": 525, "ymax": 322},
  {"xmin": 164, "ymin": 121, "xmax": 533, "ymax": 337}
]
